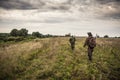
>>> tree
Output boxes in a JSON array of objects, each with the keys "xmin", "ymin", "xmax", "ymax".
[
  {"xmin": 65, "ymin": 33, "xmax": 71, "ymax": 37},
  {"xmin": 96, "ymin": 34, "xmax": 100, "ymax": 38},
  {"xmin": 32, "ymin": 32, "xmax": 42, "ymax": 38},
  {"xmin": 10, "ymin": 29, "xmax": 19, "ymax": 37},
  {"xmin": 45, "ymin": 34, "xmax": 53, "ymax": 37},
  {"xmin": 104, "ymin": 35, "xmax": 109, "ymax": 38},
  {"xmin": 18, "ymin": 28, "xmax": 28, "ymax": 37}
]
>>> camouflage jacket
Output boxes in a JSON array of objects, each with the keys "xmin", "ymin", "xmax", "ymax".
[
  {"xmin": 69, "ymin": 37, "xmax": 76, "ymax": 44},
  {"xmin": 84, "ymin": 37, "xmax": 96, "ymax": 48}
]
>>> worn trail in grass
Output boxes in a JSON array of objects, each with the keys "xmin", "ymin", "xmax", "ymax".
[{"xmin": 0, "ymin": 37, "xmax": 120, "ymax": 80}]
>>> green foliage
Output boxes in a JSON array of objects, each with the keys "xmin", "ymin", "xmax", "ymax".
[
  {"xmin": 18, "ymin": 28, "xmax": 28, "ymax": 37},
  {"xmin": 0, "ymin": 28, "xmax": 54, "ymax": 43},
  {"xmin": 0, "ymin": 37, "xmax": 120, "ymax": 80},
  {"xmin": 7, "ymin": 37, "xmax": 24, "ymax": 42},
  {"xmin": 10, "ymin": 28, "xmax": 28, "ymax": 37},
  {"xmin": 32, "ymin": 32, "xmax": 43, "ymax": 38},
  {"xmin": 44, "ymin": 34, "xmax": 53, "ymax": 38},
  {"xmin": 0, "ymin": 33, "xmax": 10, "ymax": 37},
  {"xmin": 0, "ymin": 28, "xmax": 31, "ymax": 42},
  {"xmin": 0, "ymin": 33, "xmax": 10, "ymax": 42},
  {"xmin": 104, "ymin": 35, "xmax": 109, "ymax": 38},
  {"xmin": 10, "ymin": 29, "xmax": 19, "ymax": 37}
]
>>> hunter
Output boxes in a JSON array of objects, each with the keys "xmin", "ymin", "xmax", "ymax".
[
  {"xmin": 84, "ymin": 32, "xmax": 96, "ymax": 61},
  {"xmin": 69, "ymin": 36, "xmax": 76, "ymax": 50}
]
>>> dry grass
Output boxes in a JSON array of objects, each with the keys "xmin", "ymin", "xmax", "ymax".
[{"xmin": 0, "ymin": 37, "xmax": 120, "ymax": 80}]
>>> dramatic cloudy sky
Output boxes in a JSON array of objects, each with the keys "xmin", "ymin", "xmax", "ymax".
[{"xmin": 0, "ymin": 0, "xmax": 120, "ymax": 36}]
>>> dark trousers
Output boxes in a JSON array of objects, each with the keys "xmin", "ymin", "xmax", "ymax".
[
  {"xmin": 88, "ymin": 47, "xmax": 94, "ymax": 61},
  {"xmin": 70, "ymin": 43, "xmax": 75, "ymax": 50}
]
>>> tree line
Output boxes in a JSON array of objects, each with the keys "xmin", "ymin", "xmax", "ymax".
[
  {"xmin": 10, "ymin": 28, "xmax": 53, "ymax": 38},
  {"xmin": 0, "ymin": 28, "xmax": 119, "ymax": 42},
  {"xmin": 0, "ymin": 28, "xmax": 53, "ymax": 42}
]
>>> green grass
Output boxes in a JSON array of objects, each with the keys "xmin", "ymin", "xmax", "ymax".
[{"xmin": 0, "ymin": 37, "xmax": 120, "ymax": 80}]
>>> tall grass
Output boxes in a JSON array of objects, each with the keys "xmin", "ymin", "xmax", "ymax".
[{"xmin": 0, "ymin": 37, "xmax": 120, "ymax": 80}]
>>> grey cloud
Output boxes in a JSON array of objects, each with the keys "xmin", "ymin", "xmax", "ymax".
[
  {"xmin": 0, "ymin": 0, "xmax": 70, "ymax": 11},
  {"xmin": 95, "ymin": 0, "xmax": 120, "ymax": 4},
  {"xmin": 0, "ymin": 0, "xmax": 92, "ymax": 11},
  {"xmin": 0, "ymin": 0, "xmax": 36, "ymax": 9},
  {"xmin": 104, "ymin": 12, "xmax": 120, "ymax": 19},
  {"xmin": 0, "ymin": 15, "xmax": 77, "ymax": 24},
  {"xmin": 95, "ymin": 0, "xmax": 120, "ymax": 19},
  {"xmin": 0, "ymin": 0, "xmax": 120, "ymax": 20},
  {"xmin": 43, "ymin": 17, "xmax": 78, "ymax": 23}
]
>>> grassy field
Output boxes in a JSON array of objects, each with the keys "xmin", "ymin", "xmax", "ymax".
[{"xmin": 0, "ymin": 37, "xmax": 120, "ymax": 80}]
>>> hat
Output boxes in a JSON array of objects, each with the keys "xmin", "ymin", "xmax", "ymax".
[{"xmin": 87, "ymin": 32, "xmax": 92, "ymax": 36}]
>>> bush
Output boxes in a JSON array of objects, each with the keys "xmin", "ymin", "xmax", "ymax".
[
  {"xmin": 104, "ymin": 35, "xmax": 109, "ymax": 38},
  {"xmin": 10, "ymin": 29, "xmax": 19, "ymax": 37},
  {"xmin": 32, "ymin": 32, "xmax": 43, "ymax": 38},
  {"xmin": 10, "ymin": 28, "xmax": 28, "ymax": 37},
  {"xmin": 5, "ymin": 37, "xmax": 24, "ymax": 42}
]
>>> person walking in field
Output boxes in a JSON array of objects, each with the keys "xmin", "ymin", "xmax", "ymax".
[
  {"xmin": 84, "ymin": 32, "xmax": 96, "ymax": 61},
  {"xmin": 69, "ymin": 36, "xmax": 76, "ymax": 50}
]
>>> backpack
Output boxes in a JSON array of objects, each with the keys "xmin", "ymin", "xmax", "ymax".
[
  {"xmin": 88, "ymin": 37, "xmax": 96, "ymax": 48},
  {"xmin": 69, "ymin": 37, "xmax": 75, "ymax": 44}
]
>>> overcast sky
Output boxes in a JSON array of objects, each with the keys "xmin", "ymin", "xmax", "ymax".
[{"xmin": 0, "ymin": 0, "xmax": 120, "ymax": 36}]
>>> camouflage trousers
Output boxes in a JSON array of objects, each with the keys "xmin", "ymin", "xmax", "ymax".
[{"xmin": 88, "ymin": 47, "xmax": 94, "ymax": 61}]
